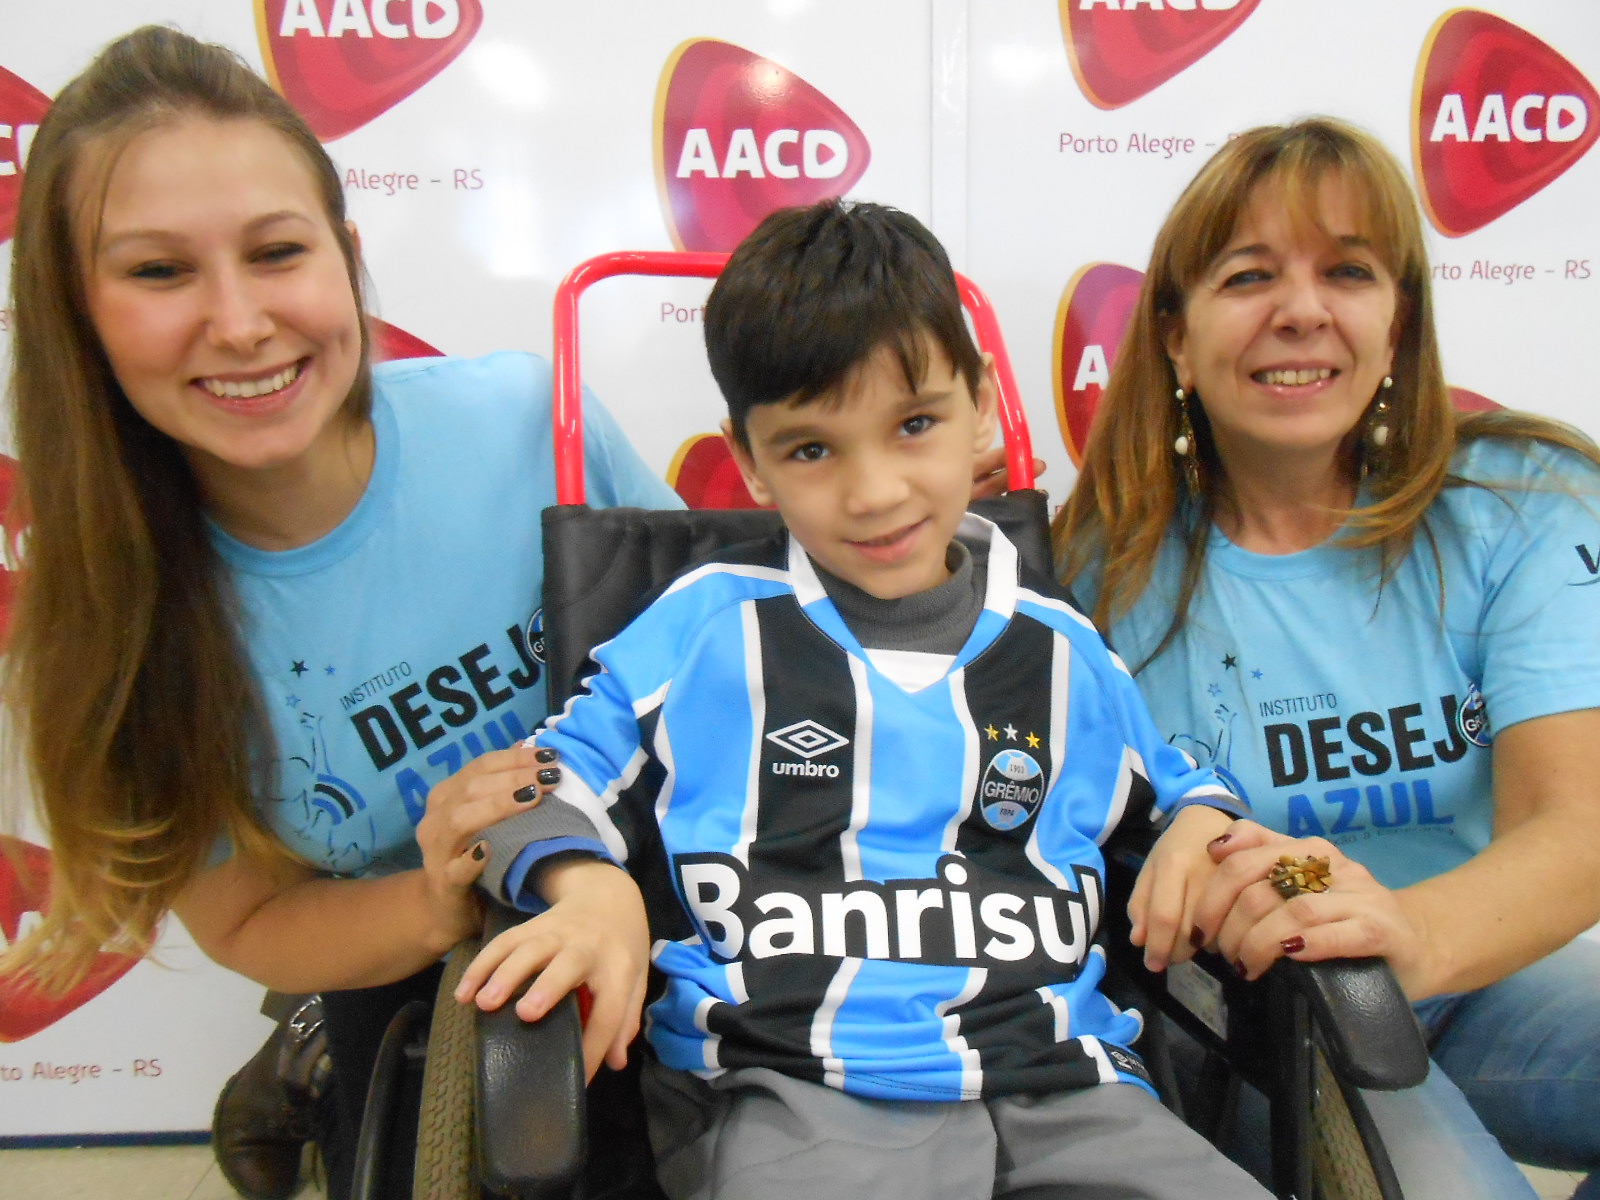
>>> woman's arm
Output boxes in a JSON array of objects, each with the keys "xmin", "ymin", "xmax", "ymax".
[
  {"xmin": 174, "ymin": 855, "xmax": 475, "ymax": 993},
  {"xmin": 1400, "ymin": 706, "xmax": 1600, "ymax": 995},
  {"xmin": 1193, "ymin": 709, "xmax": 1600, "ymax": 999},
  {"xmin": 173, "ymin": 744, "xmax": 551, "ymax": 991}
]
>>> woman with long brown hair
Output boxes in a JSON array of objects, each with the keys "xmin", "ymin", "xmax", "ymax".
[
  {"xmin": 1057, "ymin": 118, "xmax": 1599, "ymax": 1199},
  {"xmin": 1, "ymin": 26, "xmax": 663, "ymax": 1197}
]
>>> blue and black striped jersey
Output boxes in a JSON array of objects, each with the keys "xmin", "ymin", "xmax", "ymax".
[{"xmin": 494, "ymin": 516, "xmax": 1244, "ymax": 1101}]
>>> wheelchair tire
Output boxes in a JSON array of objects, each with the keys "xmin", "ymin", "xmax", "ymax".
[
  {"xmin": 1311, "ymin": 1045, "xmax": 1393, "ymax": 1200},
  {"xmin": 413, "ymin": 939, "xmax": 482, "ymax": 1200}
]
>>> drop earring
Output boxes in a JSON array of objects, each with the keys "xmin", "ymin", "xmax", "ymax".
[
  {"xmin": 1363, "ymin": 375, "xmax": 1394, "ymax": 480},
  {"xmin": 1173, "ymin": 387, "xmax": 1200, "ymax": 495}
]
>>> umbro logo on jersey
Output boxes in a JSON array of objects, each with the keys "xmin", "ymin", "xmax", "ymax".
[
  {"xmin": 767, "ymin": 719, "xmax": 848, "ymax": 759},
  {"xmin": 767, "ymin": 719, "xmax": 848, "ymax": 778}
]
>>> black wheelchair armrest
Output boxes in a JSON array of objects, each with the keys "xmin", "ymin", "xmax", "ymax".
[
  {"xmin": 1281, "ymin": 956, "xmax": 1427, "ymax": 1091},
  {"xmin": 474, "ymin": 901, "xmax": 587, "ymax": 1198},
  {"xmin": 1103, "ymin": 835, "xmax": 1429, "ymax": 1094}
]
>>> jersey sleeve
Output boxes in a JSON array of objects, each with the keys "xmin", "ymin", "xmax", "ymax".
[
  {"xmin": 1466, "ymin": 445, "xmax": 1600, "ymax": 734},
  {"xmin": 476, "ymin": 576, "xmax": 713, "ymax": 905},
  {"xmin": 1102, "ymin": 643, "xmax": 1248, "ymax": 827}
]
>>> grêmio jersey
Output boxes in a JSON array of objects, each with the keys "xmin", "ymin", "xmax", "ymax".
[{"xmin": 488, "ymin": 516, "xmax": 1244, "ymax": 1102}]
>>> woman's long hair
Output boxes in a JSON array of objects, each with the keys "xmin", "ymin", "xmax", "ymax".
[
  {"xmin": 1053, "ymin": 117, "xmax": 1599, "ymax": 666},
  {"xmin": 2, "ymin": 25, "xmax": 372, "ymax": 991}
]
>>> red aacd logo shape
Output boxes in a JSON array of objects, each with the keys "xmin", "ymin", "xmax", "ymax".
[
  {"xmin": 0, "ymin": 66, "xmax": 51, "ymax": 245},
  {"xmin": 654, "ymin": 39, "xmax": 871, "ymax": 253},
  {"xmin": 1414, "ymin": 9, "xmax": 1599, "ymax": 237},
  {"xmin": 1449, "ymin": 386, "xmax": 1502, "ymax": 413},
  {"xmin": 256, "ymin": 0, "xmax": 482, "ymax": 141},
  {"xmin": 1059, "ymin": 0, "xmax": 1259, "ymax": 110},
  {"xmin": 1054, "ymin": 263, "xmax": 1143, "ymax": 464},
  {"xmin": 668, "ymin": 433, "xmax": 760, "ymax": 509},
  {"xmin": 1, "ymin": 837, "xmax": 142, "ymax": 1041},
  {"xmin": 369, "ymin": 315, "xmax": 443, "ymax": 362}
]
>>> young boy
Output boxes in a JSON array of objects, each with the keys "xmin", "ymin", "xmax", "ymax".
[{"xmin": 461, "ymin": 200, "xmax": 1269, "ymax": 1199}]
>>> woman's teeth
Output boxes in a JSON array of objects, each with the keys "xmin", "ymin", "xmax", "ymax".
[
  {"xmin": 201, "ymin": 361, "xmax": 301, "ymax": 399},
  {"xmin": 1255, "ymin": 367, "xmax": 1333, "ymax": 386}
]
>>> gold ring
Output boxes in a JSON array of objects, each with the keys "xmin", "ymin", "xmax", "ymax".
[{"xmin": 1268, "ymin": 854, "xmax": 1332, "ymax": 899}]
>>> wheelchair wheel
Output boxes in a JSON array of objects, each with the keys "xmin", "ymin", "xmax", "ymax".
[
  {"xmin": 1311, "ymin": 1045, "xmax": 1391, "ymax": 1200},
  {"xmin": 413, "ymin": 938, "xmax": 483, "ymax": 1200}
]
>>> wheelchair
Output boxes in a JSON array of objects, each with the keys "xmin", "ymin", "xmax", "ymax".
[{"xmin": 351, "ymin": 253, "xmax": 1430, "ymax": 1200}]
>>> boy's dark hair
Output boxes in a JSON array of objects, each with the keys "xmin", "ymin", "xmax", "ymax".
[{"xmin": 705, "ymin": 199, "xmax": 983, "ymax": 445}]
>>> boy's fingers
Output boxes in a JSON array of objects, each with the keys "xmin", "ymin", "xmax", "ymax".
[
  {"xmin": 582, "ymin": 985, "xmax": 628, "ymax": 1081},
  {"xmin": 606, "ymin": 993, "xmax": 641, "ymax": 1072},
  {"xmin": 1126, "ymin": 863, "xmax": 1154, "ymax": 945},
  {"xmin": 456, "ymin": 932, "xmax": 518, "ymax": 1005},
  {"xmin": 1140, "ymin": 867, "xmax": 1187, "ymax": 972},
  {"xmin": 1192, "ymin": 844, "xmax": 1284, "ymax": 933},
  {"xmin": 511, "ymin": 942, "xmax": 587, "ymax": 1023}
]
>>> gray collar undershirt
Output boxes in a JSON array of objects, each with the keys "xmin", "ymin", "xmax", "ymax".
[{"xmin": 813, "ymin": 535, "xmax": 990, "ymax": 654}]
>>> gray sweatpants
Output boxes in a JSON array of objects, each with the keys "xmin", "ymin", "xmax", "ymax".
[{"xmin": 642, "ymin": 1061, "xmax": 1272, "ymax": 1199}]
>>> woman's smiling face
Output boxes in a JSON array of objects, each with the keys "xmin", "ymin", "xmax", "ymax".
[
  {"xmin": 1166, "ymin": 173, "xmax": 1399, "ymax": 480},
  {"xmin": 80, "ymin": 115, "xmax": 364, "ymax": 488}
]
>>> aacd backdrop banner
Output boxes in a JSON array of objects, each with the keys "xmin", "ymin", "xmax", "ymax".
[{"xmin": 0, "ymin": 0, "xmax": 1594, "ymax": 1135}]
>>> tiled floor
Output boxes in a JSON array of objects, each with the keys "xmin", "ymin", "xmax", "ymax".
[
  {"xmin": 0, "ymin": 1143, "xmax": 324, "ymax": 1200},
  {"xmin": 0, "ymin": 1142, "xmax": 1584, "ymax": 1199}
]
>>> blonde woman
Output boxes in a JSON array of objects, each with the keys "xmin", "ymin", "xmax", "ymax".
[
  {"xmin": 1057, "ymin": 118, "xmax": 1600, "ymax": 1200},
  {"xmin": 1, "ymin": 26, "xmax": 667, "ymax": 1196}
]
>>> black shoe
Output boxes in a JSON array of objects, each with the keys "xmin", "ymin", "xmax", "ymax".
[{"xmin": 213, "ymin": 998, "xmax": 330, "ymax": 1200}]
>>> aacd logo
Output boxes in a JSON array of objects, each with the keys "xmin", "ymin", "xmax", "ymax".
[
  {"xmin": 654, "ymin": 39, "xmax": 871, "ymax": 252},
  {"xmin": 256, "ymin": 0, "xmax": 483, "ymax": 140},
  {"xmin": 1059, "ymin": 0, "xmax": 1259, "ymax": 110},
  {"xmin": 1414, "ymin": 9, "xmax": 1599, "ymax": 236},
  {"xmin": 0, "ymin": 64, "xmax": 51, "ymax": 245},
  {"xmin": 1, "ymin": 836, "xmax": 142, "ymax": 1041},
  {"xmin": 1054, "ymin": 263, "xmax": 1143, "ymax": 465}
]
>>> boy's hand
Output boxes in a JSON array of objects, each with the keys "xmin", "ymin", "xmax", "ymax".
[
  {"xmin": 454, "ymin": 859, "xmax": 650, "ymax": 1080},
  {"xmin": 1127, "ymin": 804, "xmax": 1235, "ymax": 972}
]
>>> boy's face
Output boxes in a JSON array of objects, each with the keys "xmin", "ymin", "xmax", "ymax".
[{"xmin": 725, "ymin": 337, "xmax": 998, "ymax": 600}]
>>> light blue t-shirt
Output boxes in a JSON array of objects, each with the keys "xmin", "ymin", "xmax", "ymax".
[
  {"xmin": 1089, "ymin": 438, "xmax": 1600, "ymax": 890},
  {"xmin": 212, "ymin": 352, "xmax": 682, "ymax": 876}
]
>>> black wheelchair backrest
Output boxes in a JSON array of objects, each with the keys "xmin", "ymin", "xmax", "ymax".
[{"xmin": 540, "ymin": 489, "xmax": 1054, "ymax": 711}]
